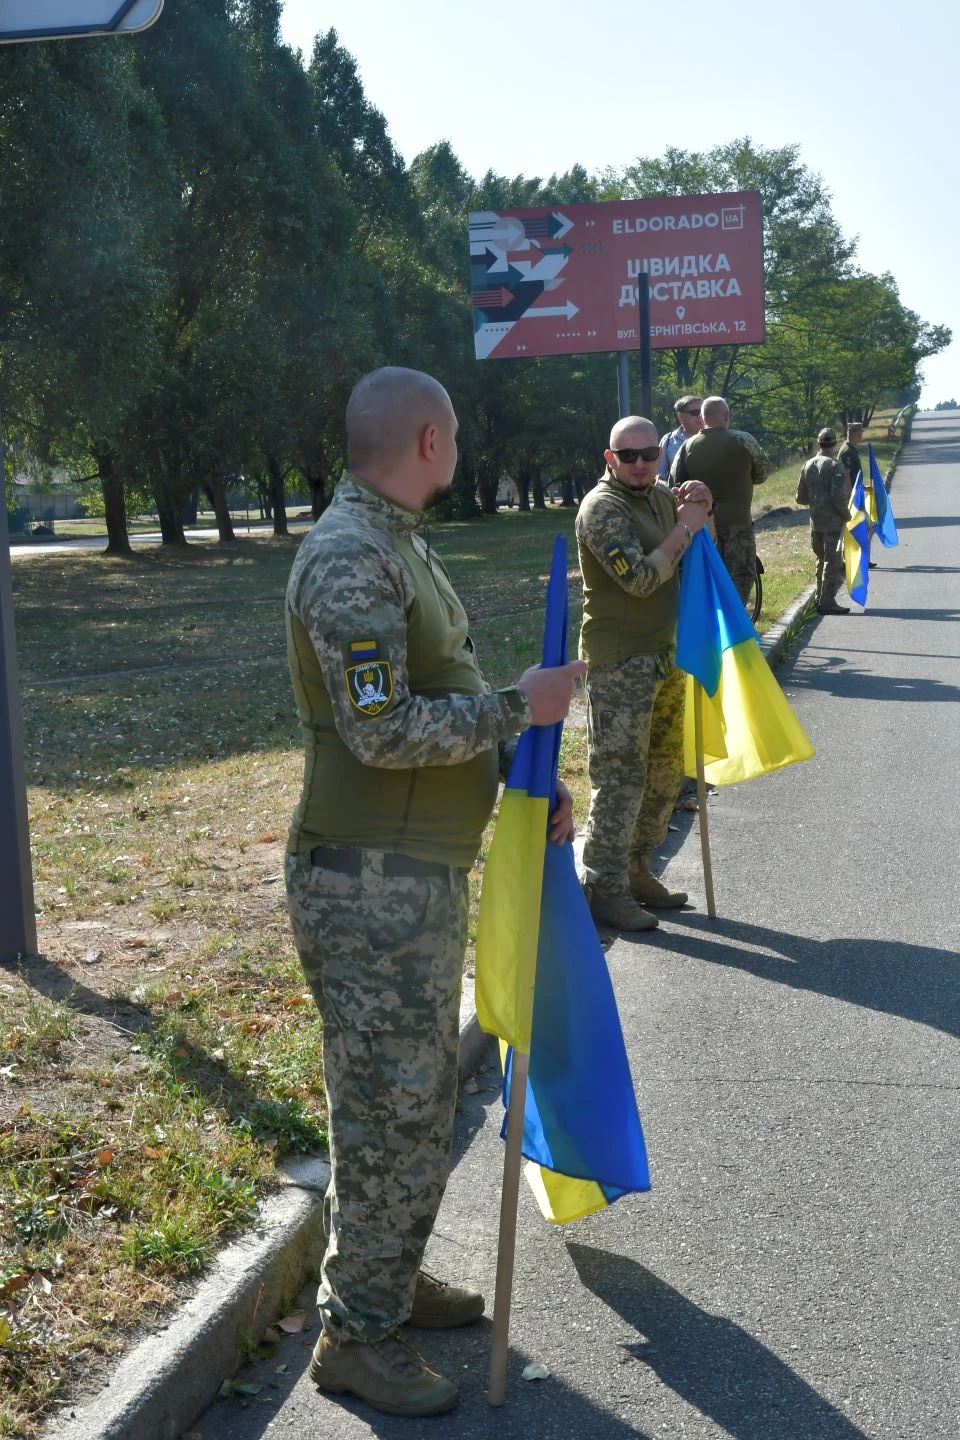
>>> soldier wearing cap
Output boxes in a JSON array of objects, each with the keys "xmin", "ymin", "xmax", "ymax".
[
  {"xmin": 284, "ymin": 366, "xmax": 584, "ymax": 1417},
  {"xmin": 669, "ymin": 396, "xmax": 770, "ymax": 604},
  {"xmin": 576, "ymin": 414, "xmax": 711, "ymax": 932},
  {"xmin": 796, "ymin": 428, "xmax": 851, "ymax": 614},
  {"xmin": 839, "ymin": 421, "xmax": 877, "ymax": 567}
]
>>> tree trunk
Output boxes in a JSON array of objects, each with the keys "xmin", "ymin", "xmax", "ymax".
[
  {"xmin": 560, "ymin": 474, "xmax": 576, "ymax": 507},
  {"xmin": 155, "ymin": 490, "xmax": 187, "ymax": 546},
  {"xmin": 477, "ymin": 468, "xmax": 498, "ymax": 515},
  {"xmin": 517, "ymin": 463, "xmax": 531, "ymax": 512},
  {"xmin": 97, "ymin": 450, "xmax": 132, "ymax": 556},
  {"xmin": 209, "ymin": 468, "xmax": 236, "ymax": 542},
  {"xmin": 531, "ymin": 465, "xmax": 546, "ymax": 511},
  {"xmin": 309, "ymin": 472, "xmax": 327, "ymax": 520},
  {"xmin": 267, "ymin": 456, "xmax": 289, "ymax": 537}
]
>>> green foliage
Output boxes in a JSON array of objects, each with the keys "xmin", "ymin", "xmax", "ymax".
[{"xmin": 0, "ymin": 30, "xmax": 949, "ymax": 550}]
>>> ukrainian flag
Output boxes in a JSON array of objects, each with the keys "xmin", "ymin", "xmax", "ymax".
[
  {"xmin": 475, "ymin": 535, "xmax": 650, "ymax": 1224},
  {"xmin": 868, "ymin": 444, "xmax": 899, "ymax": 549},
  {"xmin": 844, "ymin": 473, "xmax": 871, "ymax": 607},
  {"xmin": 677, "ymin": 530, "xmax": 814, "ymax": 785}
]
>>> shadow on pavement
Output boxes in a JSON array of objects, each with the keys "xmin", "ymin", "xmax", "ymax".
[
  {"xmin": 568, "ymin": 1244, "xmax": 874, "ymax": 1440},
  {"xmin": 647, "ymin": 915, "xmax": 959, "ymax": 1040},
  {"xmin": 785, "ymin": 651, "xmax": 960, "ymax": 701}
]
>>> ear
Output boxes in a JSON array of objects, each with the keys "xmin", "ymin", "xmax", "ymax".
[
  {"xmin": 603, "ymin": 448, "xmax": 616, "ymax": 468},
  {"xmin": 419, "ymin": 423, "xmax": 438, "ymax": 461}
]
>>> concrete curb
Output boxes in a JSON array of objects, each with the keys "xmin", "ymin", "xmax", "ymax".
[{"xmin": 43, "ymin": 985, "xmax": 489, "ymax": 1440}]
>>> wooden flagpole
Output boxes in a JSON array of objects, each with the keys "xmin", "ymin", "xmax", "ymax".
[
  {"xmin": 693, "ymin": 681, "xmax": 717, "ymax": 918},
  {"xmin": 487, "ymin": 1047, "xmax": 530, "ymax": 1406}
]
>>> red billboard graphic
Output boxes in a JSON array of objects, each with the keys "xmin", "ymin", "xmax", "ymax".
[{"xmin": 469, "ymin": 191, "xmax": 764, "ymax": 361}]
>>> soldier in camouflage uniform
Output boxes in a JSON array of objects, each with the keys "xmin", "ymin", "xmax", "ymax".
[
  {"xmin": 284, "ymin": 366, "xmax": 584, "ymax": 1418},
  {"xmin": 577, "ymin": 416, "xmax": 712, "ymax": 932},
  {"xmin": 670, "ymin": 395, "xmax": 770, "ymax": 603},
  {"xmin": 796, "ymin": 428, "xmax": 851, "ymax": 614}
]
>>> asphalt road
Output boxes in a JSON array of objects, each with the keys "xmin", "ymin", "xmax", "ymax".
[{"xmin": 194, "ymin": 413, "xmax": 960, "ymax": 1440}]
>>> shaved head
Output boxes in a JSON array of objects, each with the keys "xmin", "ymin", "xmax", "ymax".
[
  {"xmin": 346, "ymin": 367, "xmax": 455, "ymax": 472},
  {"xmin": 609, "ymin": 414, "xmax": 657, "ymax": 449},
  {"xmin": 702, "ymin": 396, "xmax": 729, "ymax": 425}
]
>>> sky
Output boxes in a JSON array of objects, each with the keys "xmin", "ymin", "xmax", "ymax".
[{"xmin": 279, "ymin": 0, "xmax": 958, "ymax": 407}]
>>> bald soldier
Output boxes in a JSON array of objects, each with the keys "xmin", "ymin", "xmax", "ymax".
[
  {"xmin": 284, "ymin": 366, "xmax": 584, "ymax": 1417},
  {"xmin": 577, "ymin": 415, "xmax": 711, "ymax": 931},
  {"xmin": 671, "ymin": 395, "xmax": 770, "ymax": 603}
]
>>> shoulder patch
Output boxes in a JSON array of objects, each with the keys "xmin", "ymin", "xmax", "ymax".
[
  {"xmin": 345, "ymin": 661, "xmax": 393, "ymax": 716},
  {"xmin": 605, "ymin": 543, "xmax": 632, "ymax": 578}
]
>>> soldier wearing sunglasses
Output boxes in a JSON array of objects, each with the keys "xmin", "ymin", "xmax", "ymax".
[{"xmin": 576, "ymin": 415, "xmax": 712, "ymax": 932}]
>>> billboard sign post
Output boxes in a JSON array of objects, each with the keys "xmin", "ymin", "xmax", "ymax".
[
  {"xmin": 1, "ymin": 0, "xmax": 164, "ymax": 963},
  {"xmin": 469, "ymin": 190, "xmax": 764, "ymax": 363}
]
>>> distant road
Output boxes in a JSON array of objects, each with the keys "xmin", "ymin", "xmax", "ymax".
[{"xmin": 8, "ymin": 517, "xmax": 311, "ymax": 558}]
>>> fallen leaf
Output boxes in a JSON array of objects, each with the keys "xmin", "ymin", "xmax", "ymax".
[
  {"xmin": 128, "ymin": 938, "xmax": 148, "ymax": 948},
  {"xmin": 0, "ymin": 1273, "xmax": 29, "ymax": 1300},
  {"xmin": 281, "ymin": 994, "xmax": 310, "ymax": 1009},
  {"xmin": 141, "ymin": 1145, "xmax": 163, "ymax": 1160},
  {"xmin": 98, "ymin": 1148, "xmax": 116, "ymax": 1166},
  {"xmin": 461, "ymin": 1080, "xmax": 480, "ymax": 1094},
  {"xmin": 522, "ymin": 1362, "xmax": 551, "ymax": 1382},
  {"xmin": 276, "ymin": 1311, "xmax": 305, "ymax": 1334},
  {"xmin": 83, "ymin": 949, "xmax": 103, "ymax": 965},
  {"xmin": 231, "ymin": 1381, "xmax": 263, "ymax": 1397}
]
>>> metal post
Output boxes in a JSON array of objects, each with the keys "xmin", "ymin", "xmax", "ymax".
[
  {"xmin": 637, "ymin": 273, "xmax": 653, "ymax": 420},
  {"xmin": 616, "ymin": 352, "xmax": 630, "ymax": 418},
  {"xmin": 0, "ymin": 429, "xmax": 38, "ymax": 960}
]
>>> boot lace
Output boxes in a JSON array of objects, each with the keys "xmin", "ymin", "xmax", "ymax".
[{"xmin": 372, "ymin": 1328, "xmax": 430, "ymax": 1378}]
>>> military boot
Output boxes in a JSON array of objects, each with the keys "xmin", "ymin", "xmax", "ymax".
[
  {"xmin": 816, "ymin": 599, "xmax": 850, "ymax": 614},
  {"xmin": 628, "ymin": 855, "xmax": 688, "ymax": 909},
  {"xmin": 587, "ymin": 886, "xmax": 658, "ymax": 932},
  {"xmin": 408, "ymin": 1270, "xmax": 484, "ymax": 1329},
  {"xmin": 309, "ymin": 1327, "xmax": 459, "ymax": 1416}
]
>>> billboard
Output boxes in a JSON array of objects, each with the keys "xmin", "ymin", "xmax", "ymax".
[
  {"xmin": 0, "ymin": 1, "xmax": 163, "ymax": 41},
  {"xmin": 469, "ymin": 191, "xmax": 764, "ymax": 361}
]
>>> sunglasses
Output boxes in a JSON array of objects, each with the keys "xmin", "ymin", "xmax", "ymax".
[
  {"xmin": 681, "ymin": 408, "xmax": 702, "ymax": 417},
  {"xmin": 612, "ymin": 445, "xmax": 660, "ymax": 464}
]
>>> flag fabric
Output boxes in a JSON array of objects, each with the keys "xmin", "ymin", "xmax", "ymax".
[
  {"xmin": 676, "ymin": 529, "xmax": 815, "ymax": 785},
  {"xmin": 844, "ymin": 472, "xmax": 871, "ymax": 607},
  {"xmin": 868, "ymin": 443, "xmax": 899, "ymax": 548},
  {"xmin": 475, "ymin": 534, "xmax": 650, "ymax": 1224}
]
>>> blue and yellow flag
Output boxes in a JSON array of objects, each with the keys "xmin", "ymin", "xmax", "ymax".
[
  {"xmin": 844, "ymin": 473, "xmax": 871, "ymax": 607},
  {"xmin": 677, "ymin": 530, "xmax": 814, "ymax": 785},
  {"xmin": 868, "ymin": 443, "xmax": 899, "ymax": 549},
  {"xmin": 475, "ymin": 535, "xmax": 650, "ymax": 1224}
]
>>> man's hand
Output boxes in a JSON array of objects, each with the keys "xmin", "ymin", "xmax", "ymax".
[
  {"xmin": 515, "ymin": 660, "xmax": 587, "ymax": 727},
  {"xmin": 672, "ymin": 479, "xmax": 712, "ymax": 510},
  {"xmin": 548, "ymin": 779, "xmax": 575, "ymax": 845}
]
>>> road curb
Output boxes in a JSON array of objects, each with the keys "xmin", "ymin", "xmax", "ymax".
[{"xmin": 43, "ymin": 983, "xmax": 490, "ymax": 1440}]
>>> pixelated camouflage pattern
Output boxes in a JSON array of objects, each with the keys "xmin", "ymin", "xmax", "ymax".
[
  {"xmin": 285, "ymin": 848, "xmax": 469, "ymax": 1340},
  {"xmin": 797, "ymin": 455, "xmax": 849, "ymax": 528},
  {"xmin": 811, "ymin": 525, "xmax": 846, "ymax": 604},
  {"xmin": 286, "ymin": 473, "xmax": 530, "ymax": 772},
  {"xmin": 581, "ymin": 653, "xmax": 685, "ymax": 896},
  {"xmin": 715, "ymin": 524, "xmax": 758, "ymax": 604}
]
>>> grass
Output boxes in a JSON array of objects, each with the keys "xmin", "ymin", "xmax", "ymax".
[{"xmin": 1, "ymin": 423, "xmax": 898, "ymax": 1434}]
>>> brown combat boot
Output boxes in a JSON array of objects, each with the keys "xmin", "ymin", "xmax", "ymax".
[
  {"xmin": 587, "ymin": 886, "xmax": 659, "ymax": 932},
  {"xmin": 408, "ymin": 1270, "xmax": 484, "ymax": 1329},
  {"xmin": 817, "ymin": 601, "xmax": 851, "ymax": 614},
  {"xmin": 310, "ymin": 1327, "xmax": 458, "ymax": 1416},
  {"xmin": 628, "ymin": 856, "xmax": 688, "ymax": 909}
]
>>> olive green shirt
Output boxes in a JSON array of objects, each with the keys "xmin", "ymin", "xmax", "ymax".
[
  {"xmin": 576, "ymin": 473, "xmax": 680, "ymax": 666},
  {"xmin": 671, "ymin": 425, "xmax": 769, "ymax": 530},
  {"xmin": 285, "ymin": 473, "xmax": 531, "ymax": 867}
]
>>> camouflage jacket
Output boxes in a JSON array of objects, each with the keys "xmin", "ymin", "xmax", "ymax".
[{"xmin": 796, "ymin": 454, "xmax": 849, "ymax": 527}]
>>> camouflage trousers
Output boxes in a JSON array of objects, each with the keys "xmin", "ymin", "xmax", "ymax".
[
  {"xmin": 582, "ymin": 652, "xmax": 685, "ymax": 897},
  {"xmin": 716, "ymin": 525, "xmax": 758, "ymax": 604},
  {"xmin": 284, "ymin": 848, "xmax": 469, "ymax": 1341},
  {"xmin": 811, "ymin": 523, "xmax": 845, "ymax": 603}
]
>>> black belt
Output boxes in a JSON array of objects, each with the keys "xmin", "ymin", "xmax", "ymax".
[{"xmin": 308, "ymin": 845, "xmax": 448, "ymax": 880}]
